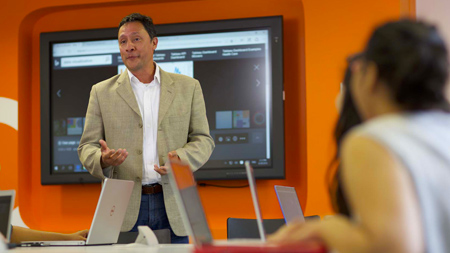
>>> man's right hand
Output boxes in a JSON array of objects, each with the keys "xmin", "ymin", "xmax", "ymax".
[{"xmin": 99, "ymin": 140, "xmax": 128, "ymax": 168}]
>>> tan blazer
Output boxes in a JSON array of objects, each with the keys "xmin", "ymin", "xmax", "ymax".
[{"xmin": 78, "ymin": 69, "xmax": 214, "ymax": 235}]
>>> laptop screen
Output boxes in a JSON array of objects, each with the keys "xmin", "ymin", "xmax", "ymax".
[
  {"xmin": 0, "ymin": 191, "xmax": 15, "ymax": 241},
  {"xmin": 169, "ymin": 161, "xmax": 213, "ymax": 245}
]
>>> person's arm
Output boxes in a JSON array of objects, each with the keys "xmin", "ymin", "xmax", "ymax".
[
  {"xmin": 174, "ymin": 81, "xmax": 215, "ymax": 171},
  {"xmin": 10, "ymin": 226, "xmax": 88, "ymax": 244},
  {"xmin": 339, "ymin": 134, "xmax": 424, "ymax": 252},
  {"xmin": 269, "ymin": 133, "xmax": 424, "ymax": 253}
]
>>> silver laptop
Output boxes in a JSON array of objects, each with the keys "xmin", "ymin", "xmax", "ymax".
[
  {"xmin": 274, "ymin": 185, "xmax": 305, "ymax": 224},
  {"xmin": 167, "ymin": 159, "xmax": 265, "ymax": 247},
  {"xmin": 22, "ymin": 178, "xmax": 134, "ymax": 246},
  {"xmin": 244, "ymin": 161, "xmax": 266, "ymax": 242},
  {"xmin": 0, "ymin": 190, "xmax": 15, "ymax": 242}
]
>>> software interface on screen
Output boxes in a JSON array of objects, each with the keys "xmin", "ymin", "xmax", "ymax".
[{"xmin": 51, "ymin": 29, "xmax": 272, "ymax": 174}]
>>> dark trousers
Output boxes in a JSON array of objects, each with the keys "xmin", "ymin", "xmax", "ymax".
[{"xmin": 129, "ymin": 192, "xmax": 189, "ymax": 244}]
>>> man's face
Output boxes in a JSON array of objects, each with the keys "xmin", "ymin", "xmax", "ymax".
[{"xmin": 118, "ymin": 22, "xmax": 157, "ymax": 73}]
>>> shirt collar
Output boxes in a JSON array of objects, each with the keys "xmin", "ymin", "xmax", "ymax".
[{"xmin": 127, "ymin": 62, "xmax": 161, "ymax": 86}]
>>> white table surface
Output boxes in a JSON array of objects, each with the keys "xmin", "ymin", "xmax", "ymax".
[{"xmin": 10, "ymin": 244, "xmax": 194, "ymax": 253}]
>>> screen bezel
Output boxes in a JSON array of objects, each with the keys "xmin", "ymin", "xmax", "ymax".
[{"xmin": 40, "ymin": 16, "xmax": 284, "ymax": 184}]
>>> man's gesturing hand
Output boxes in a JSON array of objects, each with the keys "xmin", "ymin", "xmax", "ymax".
[
  {"xmin": 99, "ymin": 140, "xmax": 128, "ymax": 168},
  {"xmin": 154, "ymin": 151, "xmax": 181, "ymax": 175}
]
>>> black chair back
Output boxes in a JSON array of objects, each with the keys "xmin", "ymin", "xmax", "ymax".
[{"xmin": 226, "ymin": 218, "xmax": 285, "ymax": 239}]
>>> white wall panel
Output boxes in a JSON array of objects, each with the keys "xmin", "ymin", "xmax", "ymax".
[{"xmin": 416, "ymin": 0, "xmax": 450, "ymax": 56}]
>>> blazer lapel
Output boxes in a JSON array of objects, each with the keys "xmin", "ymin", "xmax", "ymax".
[
  {"xmin": 116, "ymin": 71, "xmax": 142, "ymax": 118},
  {"xmin": 158, "ymin": 69, "xmax": 175, "ymax": 127}
]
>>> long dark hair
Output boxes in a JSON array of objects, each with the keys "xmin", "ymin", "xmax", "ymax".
[{"xmin": 327, "ymin": 55, "xmax": 362, "ymax": 216}]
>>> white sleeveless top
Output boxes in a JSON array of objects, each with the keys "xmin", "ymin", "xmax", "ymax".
[{"xmin": 353, "ymin": 111, "xmax": 450, "ymax": 253}]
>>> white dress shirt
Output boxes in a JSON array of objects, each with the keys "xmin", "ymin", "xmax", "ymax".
[{"xmin": 127, "ymin": 64, "xmax": 161, "ymax": 185}]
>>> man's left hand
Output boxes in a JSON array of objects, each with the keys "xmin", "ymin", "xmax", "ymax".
[
  {"xmin": 154, "ymin": 164, "xmax": 168, "ymax": 175},
  {"xmin": 154, "ymin": 150, "xmax": 181, "ymax": 175},
  {"xmin": 168, "ymin": 150, "xmax": 181, "ymax": 161}
]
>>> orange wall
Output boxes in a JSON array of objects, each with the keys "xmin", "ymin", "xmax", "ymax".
[{"xmin": 0, "ymin": 0, "xmax": 403, "ymax": 239}]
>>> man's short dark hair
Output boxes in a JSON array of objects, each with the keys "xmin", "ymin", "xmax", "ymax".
[{"xmin": 119, "ymin": 13, "xmax": 157, "ymax": 39}]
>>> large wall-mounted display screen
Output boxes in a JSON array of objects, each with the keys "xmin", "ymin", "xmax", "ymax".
[{"xmin": 40, "ymin": 16, "xmax": 284, "ymax": 184}]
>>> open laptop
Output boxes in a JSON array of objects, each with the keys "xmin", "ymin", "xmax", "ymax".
[
  {"xmin": 274, "ymin": 185, "xmax": 305, "ymax": 224},
  {"xmin": 167, "ymin": 159, "xmax": 327, "ymax": 253},
  {"xmin": 167, "ymin": 159, "xmax": 265, "ymax": 247},
  {"xmin": 22, "ymin": 178, "xmax": 134, "ymax": 246},
  {"xmin": 0, "ymin": 190, "xmax": 15, "ymax": 242},
  {"xmin": 245, "ymin": 161, "xmax": 266, "ymax": 242}
]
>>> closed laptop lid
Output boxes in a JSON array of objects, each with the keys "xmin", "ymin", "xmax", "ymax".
[
  {"xmin": 0, "ymin": 190, "xmax": 15, "ymax": 242},
  {"xmin": 274, "ymin": 185, "xmax": 305, "ymax": 224},
  {"xmin": 85, "ymin": 178, "xmax": 134, "ymax": 245},
  {"xmin": 23, "ymin": 179, "xmax": 135, "ymax": 247},
  {"xmin": 167, "ymin": 158, "xmax": 213, "ymax": 246}
]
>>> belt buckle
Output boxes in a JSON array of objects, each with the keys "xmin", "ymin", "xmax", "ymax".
[{"xmin": 142, "ymin": 184, "xmax": 161, "ymax": 194}]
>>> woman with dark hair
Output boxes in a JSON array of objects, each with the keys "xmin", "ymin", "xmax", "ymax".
[{"xmin": 270, "ymin": 19, "xmax": 450, "ymax": 253}]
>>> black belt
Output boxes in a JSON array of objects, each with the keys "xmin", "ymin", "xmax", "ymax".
[{"xmin": 142, "ymin": 184, "xmax": 163, "ymax": 194}]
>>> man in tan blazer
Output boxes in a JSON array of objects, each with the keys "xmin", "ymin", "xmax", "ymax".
[{"xmin": 78, "ymin": 13, "xmax": 214, "ymax": 243}]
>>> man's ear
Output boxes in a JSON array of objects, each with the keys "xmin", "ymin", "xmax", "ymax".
[
  {"xmin": 363, "ymin": 61, "xmax": 379, "ymax": 93},
  {"xmin": 152, "ymin": 37, "xmax": 158, "ymax": 51}
]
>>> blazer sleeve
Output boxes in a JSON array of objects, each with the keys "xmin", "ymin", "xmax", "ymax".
[
  {"xmin": 175, "ymin": 81, "xmax": 215, "ymax": 172},
  {"xmin": 77, "ymin": 85, "xmax": 108, "ymax": 179}
]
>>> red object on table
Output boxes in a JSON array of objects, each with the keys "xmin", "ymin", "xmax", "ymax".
[{"xmin": 194, "ymin": 241, "xmax": 327, "ymax": 253}]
